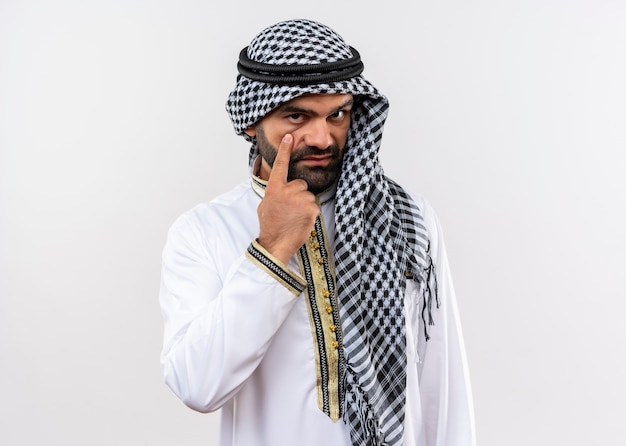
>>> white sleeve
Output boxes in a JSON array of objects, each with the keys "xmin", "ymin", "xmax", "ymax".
[
  {"xmin": 416, "ymin": 199, "xmax": 476, "ymax": 446},
  {"xmin": 159, "ymin": 212, "xmax": 306, "ymax": 413}
]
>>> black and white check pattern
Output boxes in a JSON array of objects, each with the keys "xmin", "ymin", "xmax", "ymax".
[{"xmin": 226, "ymin": 19, "xmax": 439, "ymax": 446}]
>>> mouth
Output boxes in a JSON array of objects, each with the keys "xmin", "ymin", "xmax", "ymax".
[{"xmin": 296, "ymin": 154, "xmax": 333, "ymax": 167}]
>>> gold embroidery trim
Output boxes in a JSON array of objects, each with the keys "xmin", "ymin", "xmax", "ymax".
[
  {"xmin": 246, "ymin": 240, "xmax": 307, "ymax": 295},
  {"xmin": 298, "ymin": 214, "xmax": 342, "ymax": 422}
]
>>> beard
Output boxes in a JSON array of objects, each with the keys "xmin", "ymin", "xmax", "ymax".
[{"xmin": 256, "ymin": 126, "xmax": 345, "ymax": 195}]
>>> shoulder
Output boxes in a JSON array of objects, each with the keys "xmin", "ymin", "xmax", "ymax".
[
  {"xmin": 387, "ymin": 177, "xmax": 437, "ymax": 223},
  {"xmin": 167, "ymin": 180, "xmax": 259, "ymax": 245},
  {"xmin": 388, "ymin": 178, "xmax": 444, "ymax": 249},
  {"xmin": 407, "ymin": 192, "xmax": 439, "ymax": 230}
]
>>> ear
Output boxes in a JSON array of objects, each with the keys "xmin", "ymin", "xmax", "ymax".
[{"xmin": 243, "ymin": 125, "xmax": 256, "ymax": 137}]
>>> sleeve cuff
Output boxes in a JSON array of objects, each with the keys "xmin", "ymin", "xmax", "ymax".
[{"xmin": 245, "ymin": 240, "xmax": 307, "ymax": 295}]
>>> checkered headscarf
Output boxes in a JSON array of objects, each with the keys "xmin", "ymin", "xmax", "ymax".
[{"xmin": 226, "ymin": 19, "xmax": 438, "ymax": 446}]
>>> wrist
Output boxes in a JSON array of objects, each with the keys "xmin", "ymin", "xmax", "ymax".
[{"xmin": 256, "ymin": 237, "xmax": 294, "ymax": 265}]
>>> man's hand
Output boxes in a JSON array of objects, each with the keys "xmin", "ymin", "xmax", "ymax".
[{"xmin": 257, "ymin": 134, "xmax": 320, "ymax": 264}]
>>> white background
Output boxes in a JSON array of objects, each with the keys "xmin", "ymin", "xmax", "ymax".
[{"xmin": 1, "ymin": 1, "xmax": 625, "ymax": 445}]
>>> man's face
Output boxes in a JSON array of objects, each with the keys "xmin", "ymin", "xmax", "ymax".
[{"xmin": 245, "ymin": 94, "xmax": 354, "ymax": 194}]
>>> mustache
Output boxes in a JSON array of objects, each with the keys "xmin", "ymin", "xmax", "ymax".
[{"xmin": 289, "ymin": 144, "xmax": 341, "ymax": 163}]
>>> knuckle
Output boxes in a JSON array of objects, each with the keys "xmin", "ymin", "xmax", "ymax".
[{"xmin": 292, "ymin": 179, "xmax": 308, "ymax": 189}]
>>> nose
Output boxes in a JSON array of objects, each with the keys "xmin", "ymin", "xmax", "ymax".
[{"xmin": 302, "ymin": 119, "xmax": 333, "ymax": 150}]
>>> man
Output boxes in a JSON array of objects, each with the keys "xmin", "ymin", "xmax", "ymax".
[{"xmin": 160, "ymin": 19, "xmax": 475, "ymax": 446}]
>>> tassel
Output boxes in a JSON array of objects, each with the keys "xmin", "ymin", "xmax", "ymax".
[
  {"xmin": 419, "ymin": 241, "xmax": 439, "ymax": 341},
  {"xmin": 343, "ymin": 364, "xmax": 386, "ymax": 445}
]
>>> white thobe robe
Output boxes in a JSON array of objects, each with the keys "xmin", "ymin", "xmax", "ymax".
[{"xmin": 159, "ymin": 177, "xmax": 475, "ymax": 446}]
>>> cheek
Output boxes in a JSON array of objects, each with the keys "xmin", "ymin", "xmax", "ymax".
[{"xmin": 335, "ymin": 126, "xmax": 350, "ymax": 148}]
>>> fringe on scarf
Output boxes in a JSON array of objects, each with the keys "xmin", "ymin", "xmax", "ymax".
[
  {"xmin": 387, "ymin": 177, "xmax": 440, "ymax": 342},
  {"xmin": 415, "ymin": 241, "xmax": 440, "ymax": 341},
  {"xmin": 342, "ymin": 364, "xmax": 388, "ymax": 446}
]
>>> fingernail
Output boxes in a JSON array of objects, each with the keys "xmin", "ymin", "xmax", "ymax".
[{"xmin": 282, "ymin": 134, "xmax": 292, "ymax": 144}]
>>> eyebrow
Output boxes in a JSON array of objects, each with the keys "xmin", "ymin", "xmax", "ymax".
[{"xmin": 279, "ymin": 97, "xmax": 354, "ymax": 116}]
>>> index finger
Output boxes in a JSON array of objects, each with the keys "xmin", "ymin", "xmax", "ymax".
[{"xmin": 268, "ymin": 133, "xmax": 293, "ymax": 184}]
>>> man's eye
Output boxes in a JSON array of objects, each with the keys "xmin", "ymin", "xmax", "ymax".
[
  {"xmin": 288, "ymin": 113, "xmax": 304, "ymax": 122},
  {"xmin": 330, "ymin": 110, "xmax": 348, "ymax": 120}
]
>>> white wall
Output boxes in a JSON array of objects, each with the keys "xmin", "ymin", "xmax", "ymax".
[{"xmin": 1, "ymin": 1, "xmax": 624, "ymax": 445}]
